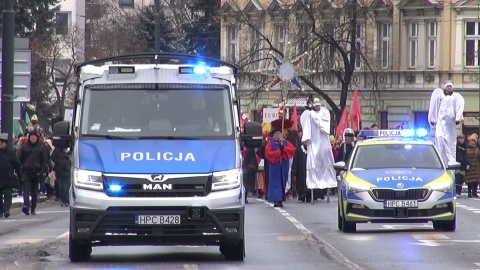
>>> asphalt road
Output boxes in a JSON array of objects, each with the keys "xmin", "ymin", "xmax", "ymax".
[{"xmin": 1, "ymin": 194, "xmax": 480, "ymax": 270}]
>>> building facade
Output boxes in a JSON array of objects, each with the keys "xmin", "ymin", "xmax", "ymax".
[{"xmin": 220, "ymin": 0, "xmax": 480, "ymax": 135}]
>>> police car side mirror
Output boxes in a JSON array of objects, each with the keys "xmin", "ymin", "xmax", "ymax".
[
  {"xmin": 241, "ymin": 121, "xmax": 262, "ymax": 148},
  {"xmin": 333, "ymin": 161, "xmax": 347, "ymax": 171},
  {"xmin": 446, "ymin": 161, "xmax": 461, "ymax": 170}
]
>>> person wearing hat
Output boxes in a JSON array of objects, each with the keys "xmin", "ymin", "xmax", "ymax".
[
  {"xmin": 428, "ymin": 80, "xmax": 464, "ymax": 173},
  {"xmin": 336, "ymin": 129, "xmax": 356, "ymax": 163},
  {"xmin": 465, "ymin": 134, "xmax": 480, "ymax": 198},
  {"xmin": 300, "ymin": 98, "xmax": 337, "ymax": 201},
  {"xmin": 0, "ymin": 133, "xmax": 22, "ymax": 218},
  {"xmin": 270, "ymin": 107, "xmax": 294, "ymax": 136},
  {"xmin": 455, "ymin": 134, "xmax": 468, "ymax": 197},
  {"xmin": 18, "ymin": 131, "xmax": 49, "ymax": 215},
  {"xmin": 264, "ymin": 127, "xmax": 296, "ymax": 207}
]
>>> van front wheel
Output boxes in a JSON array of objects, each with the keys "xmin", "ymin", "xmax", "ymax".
[
  {"xmin": 220, "ymin": 239, "xmax": 245, "ymax": 261},
  {"xmin": 69, "ymin": 234, "xmax": 92, "ymax": 262}
]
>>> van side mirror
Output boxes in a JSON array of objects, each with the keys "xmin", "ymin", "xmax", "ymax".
[
  {"xmin": 52, "ymin": 121, "xmax": 72, "ymax": 148},
  {"xmin": 241, "ymin": 121, "xmax": 263, "ymax": 148}
]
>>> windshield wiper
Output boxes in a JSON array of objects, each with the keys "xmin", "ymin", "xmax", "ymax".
[
  {"xmin": 138, "ymin": 136, "xmax": 201, "ymax": 140},
  {"xmin": 81, "ymin": 134, "xmax": 137, "ymax": 140}
]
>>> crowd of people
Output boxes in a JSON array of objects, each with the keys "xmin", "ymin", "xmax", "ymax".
[
  {"xmin": 242, "ymin": 101, "xmax": 365, "ymax": 207},
  {"xmin": 0, "ymin": 121, "xmax": 72, "ymax": 218}
]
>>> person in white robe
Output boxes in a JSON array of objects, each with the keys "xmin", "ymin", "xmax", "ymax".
[
  {"xmin": 428, "ymin": 80, "xmax": 465, "ymax": 170},
  {"xmin": 301, "ymin": 98, "xmax": 337, "ymax": 197}
]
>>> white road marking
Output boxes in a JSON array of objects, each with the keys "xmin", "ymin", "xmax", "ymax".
[
  {"xmin": 183, "ymin": 264, "xmax": 200, "ymax": 270},
  {"xmin": 413, "ymin": 239, "xmax": 480, "ymax": 247},
  {"xmin": 56, "ymin": 231, "xmax": 69, "ymax": 239},
  {"xmin": 258, "ymin": 199, "xmax": 364, "ymax": 270},
  {"xmin": 36, "ymin": 210, "xmax": 70, "ymax": 213},
  {"xmin": 0, "ymin": 219, "xmax": 47, "ymax": 222}
]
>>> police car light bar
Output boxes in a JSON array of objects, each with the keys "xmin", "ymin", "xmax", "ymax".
[{"xmin": 359, "ymin": 128, "xmax": 429, "ymax": 138}]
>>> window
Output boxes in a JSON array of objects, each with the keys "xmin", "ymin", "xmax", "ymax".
[
  {"xmin": 380, "ymin": 111, "xmax": 388, "ymax": 129},
  {"xmin": 325, "ymin": 23, "xmax": 335, "ymax": 69},
  {"xmin": 465, "ymin": 21, "xmax": 480, "ymax": 67},
  {"xmin": 227, "ymin": 26, "xmax": 238, "ymax": 63},
  {"xmin": 52, "ymin": 59, "xmax": 71, "ymax": 86},
  {"xmin": 298, "ymin": 24, "xmax": 312, "ymax": 68},
  {"xmin": 355, "ymin": 24, "xmax": 365, "ymax": 69},
  {"xmin": 275, "ymin": 25, "xmax": 286, "ymax": 53},
  {"xmin": 55, "ymin": 12, "xmax": 70, "ymax": 36},
  {"xmin": 119, "ymin": 0, "xmax": 134, "ymax": 8},
  {"xmin": 409, "ymin": 23, "xmax": 418, "ymax": 68},
  {"xmin": 414, "ymin": 111, "xmax": 429, "ymax": 129},
  {"xmin": 428, "ymin": 22, "xmax": 437, "ymax": 68},
  {"xmin": 250, "ymin": 27, "xmax": 263, "ymax": 70},
  {"xmin": 379, "ymin": 23, "xmax": 390, "ymax": 68}
]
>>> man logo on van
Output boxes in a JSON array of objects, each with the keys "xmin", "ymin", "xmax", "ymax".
[
  {"xmin": 120, "ymin": 152, "xmax": 196, "ymax": 161},
  {"xmin": 143, "ymin": 184, "xmax": 173, "ymax": 190},
  {"xmin": 151, "ymin": 174, "xmax": 165, "ymax": 181}
]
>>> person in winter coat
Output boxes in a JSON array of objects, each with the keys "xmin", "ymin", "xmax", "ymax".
[
  {"xmin": 0, "ymin": 133, "xmax": 22, "ymax": 218},
  {"xmin": 51, "ymin": 146, "xmax": 72, "ymax": 206},
  {"xmin": 336, "ymin": 129, "xmax": 356, "ymax": 163},
  {"xmin": 18, "ymin": 131, "xmax": 48, "ymax": 215},
  {"xmin": 455, "ymin": 134, "xmax": 468, "ymax": 197},
  {"xmin": 242, "ymin": 146, "xmax": 257, "ymax": 203},
  {"xmin": 465, "ymin": 133, "xmax": 480, "ymax": 198}
]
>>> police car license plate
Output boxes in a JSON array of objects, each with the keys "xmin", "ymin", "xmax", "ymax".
[
  {"xmin": 384, "ymin": 200, "xmax": 418, "ymax": 208},
  {"xmin": 135, "ymin": 215, "xmax": 181, "ymax": 225}
]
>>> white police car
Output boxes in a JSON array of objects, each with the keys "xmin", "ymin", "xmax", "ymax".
[{"xmin": 334, "ymin": 128, "xmax": 460, "ymax": 233}]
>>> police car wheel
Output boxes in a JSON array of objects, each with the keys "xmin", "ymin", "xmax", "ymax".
[
  {"xmin": 441, "ymin": 215, "xmax": 456, "ymax": 232},
  {"xmin": 337, "ymin": 205, "xmax": 343, "ymax": 231},
  {"xmin": 69, "ymin": 234, "xmax": 91, "ymax": 262},
  {"xmin": 339, "ymin": 197, "xmax": 356, "ymax": 233}
]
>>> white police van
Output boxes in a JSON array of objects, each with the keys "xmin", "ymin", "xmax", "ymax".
[
  {"xmin": 334, "ymin": 128, "xmax": 460, "ymax": 233},
  {"xmin": 52, "ymin": 53, "xmax": 262, "ymax": 261}
]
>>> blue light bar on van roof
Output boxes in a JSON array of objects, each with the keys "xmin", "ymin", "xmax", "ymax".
[
  {"xmin": 358, "ymin": 128, "xmax": 429, "ymax": 139},
  {"xmin": 179, "ymin": 65, "xmax": 208, "ymax": 75}
]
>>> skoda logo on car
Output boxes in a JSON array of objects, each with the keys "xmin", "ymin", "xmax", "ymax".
[{"xmin": 397, "ymin": 183, "xmax": 404, "ymax": 188}]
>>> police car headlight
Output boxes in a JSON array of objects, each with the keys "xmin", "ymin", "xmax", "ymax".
[
  {"xmin": 429, "ymin": 181, "xmax": 452, "ymax": 192},
  {"xmin": 347, "ymin": 182, "xmax": 370, "ymax": 193},
  {"xmin": 74, "ymin": 168, "xmax": 104, "ymax": 191},
  {"xmin": 212, "ymin": 169, "xmax": 241, "ymax": 191}
]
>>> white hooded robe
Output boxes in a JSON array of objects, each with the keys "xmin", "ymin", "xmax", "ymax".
[
  {"xmin": 301, "ymin": 107, "xmax": 337, "ymax": 189},
  {"xmin": 428, "ymin": 88, "xmax": 464, "ymax": 167}
]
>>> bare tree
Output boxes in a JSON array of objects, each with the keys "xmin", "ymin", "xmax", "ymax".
[
  {"xmin": 85, "ymin": 0, "xmax": 150, "ymax": 60},
  {"xmin": 224, "ymin": 0, "xmax": 384, "ymax": 123},
  {"xmin": 30, "ymin": 26, "xmax": 83, "ymax": 121}
]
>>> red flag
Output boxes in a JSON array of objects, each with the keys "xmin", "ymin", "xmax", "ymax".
[
  {"xmin": 291, "ymin": 103, "xmax": 298, "ymax": 130},
  {"xmin": 350, "ymin": 88, "xmax": 363, "ymax": 132},
  {"xmin": 336, "ymin": 106, "xmax": 349, "ymax": 136}
]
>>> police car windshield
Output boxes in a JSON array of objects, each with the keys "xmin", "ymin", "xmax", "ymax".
[
  {"xmin": 80, "ymin": 84, "xmax": 234, "ymax": 139},
  {"xmin": 351, "ymin": 144, "xmax": 443, "ymax": 169}
]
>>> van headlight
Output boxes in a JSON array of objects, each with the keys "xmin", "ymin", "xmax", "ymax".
[
  {"xmin": 212, "ymin": 169, "xmax": 241, "ymax": 191},
  {"xmin": 430, "ymin": 181, "xmax": 452, "ymax": 192},
  {"xmin": 74, "ymin": 168, "xmax": 104, "ymax": 190}
]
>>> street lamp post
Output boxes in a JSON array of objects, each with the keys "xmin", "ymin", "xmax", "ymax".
[{"xmin": 1, "ymin": 0, "xmax": 15, "ymax": 147}]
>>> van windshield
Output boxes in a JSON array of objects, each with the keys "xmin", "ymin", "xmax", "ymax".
[{"xmin": 80, "ymin": 83, "xmax": 234, "ymax": 139}]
